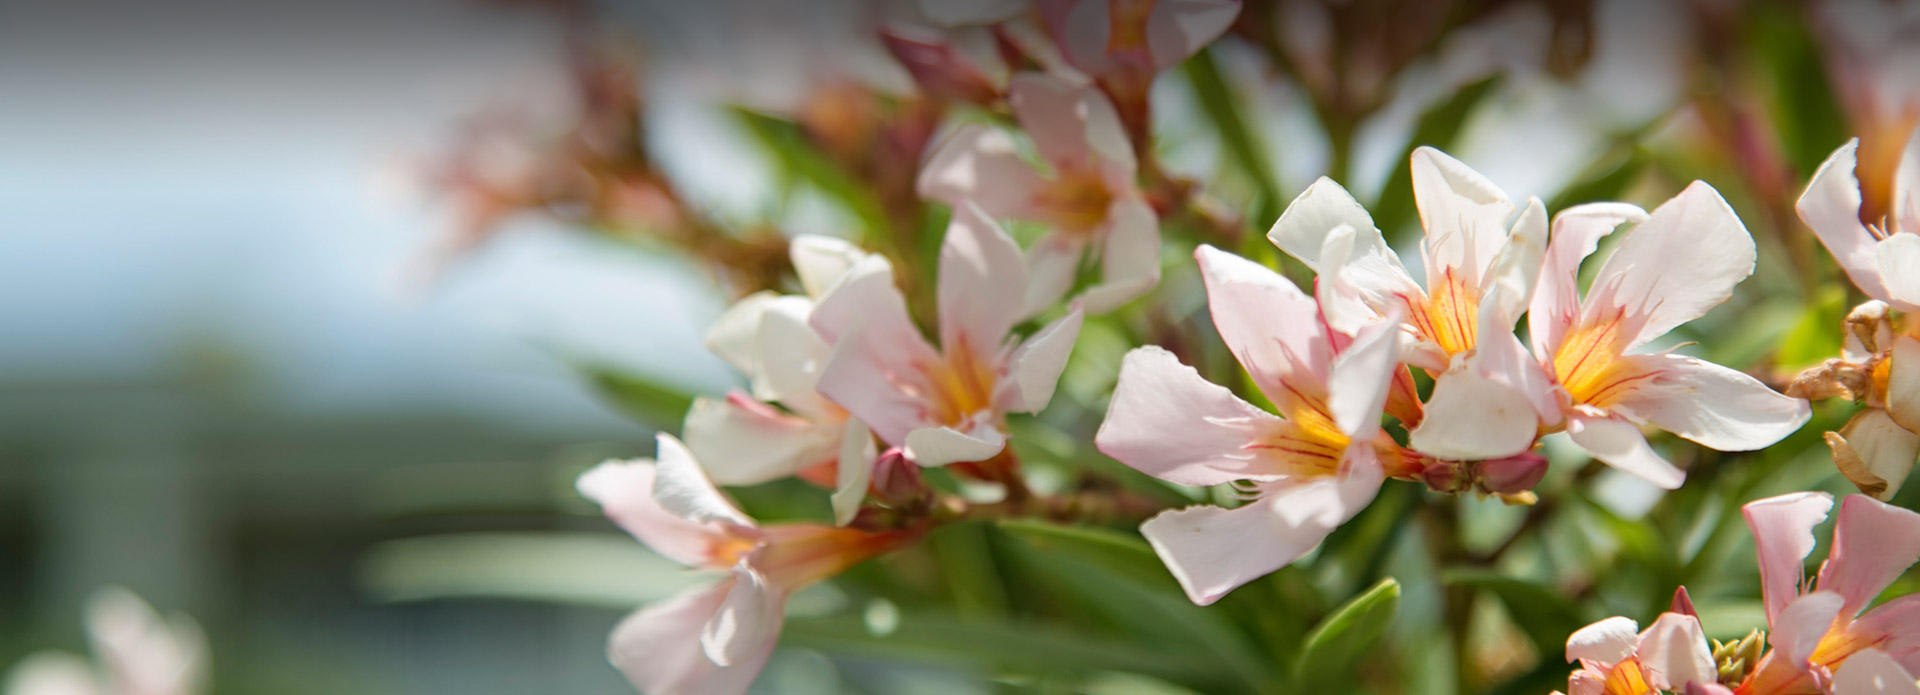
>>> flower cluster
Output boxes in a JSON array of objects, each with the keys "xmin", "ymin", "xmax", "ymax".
[{"xmin": 1100, "ymin": 147, "xmax": 1812, "ymax": 605}]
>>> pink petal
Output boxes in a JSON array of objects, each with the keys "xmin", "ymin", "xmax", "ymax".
[
  {"xmin": 1817, "ymin": 494, "xmax": 1920, "ymax": 618},
  {"xmin": 652, "ymin": 434, "xmax": 757, "ymax": 530},
  {"xmin": 938, "ymin": 203, "xmax": 1030, "ymax": 356},
  {"xmin": 1610, "ymin": 354, "xmax": 1812, "ymax": 452},
  {"xmin": 1003, "ymin": 306, "xmax": 1085, "ymax": 413},
  {"xmin": 1472, "ymin": 330, "xmax": 1563, "ymax": 426},
  {"xmin": 1742, "ymin": 491, "xmax": 1835, "ymax": 625},
  {"xmin": 702, "ymin": 564, "xmax": 786, "ymax": 668},
  {"xmin": 915, "ymin": 124, "xmax": 1047, "ymax": 219},
  {"xmin": 1194, "ymin": 244, "xmax": 1332, "ymax": 411},
  {"xmin": 1831, "ymin": 648, "xmax": 1920, "ymax": 695},
  {"xmin": 1024, "ymin": 233, "xmax": 1087, "ymax": 319},
  {"xmin": 1039, "ymin": 0, "xmax": 1113, "ymax": 75},
  {"xmin": 1637, "ymin": 612, "xmax": 1717, "ymax": 690},
  {"xmin": 1769, "ymin": 591, "xmax": 1845, "ymax": 670},
  {"xmin": 608, "ymin": 581, "xmax": 771, "ymax": 695},
  {"xmin": 1565, "ymin": 412, "xmax": 1685, "ymax": 489},
  {"xmin": 1411, "ymin": 146, "xmax": 1515, "ymax": 290},
  {"xmin": 1096, "ymin": 345, "xmax": 1289, "ymax": 486},
  {"xmin": 1566, "ymin": 616, "xmax": 1639, "ymax": 666},
  {"xmin": 1582, "ymin": 181, "xmax": 1756, "ymax": 351},
  {"xmin": 812, "ymin": 259, "xmax": 942, "ymax": 445},
  {"xmin": 1531, "ymin": 203, "xmax": 1646, "ymax": 358},
  {"xmin": 809, "ymin": 255, "xmax": 926, "ymax": 350},
  {"xmin": 1008, "ymin": 72, "xmax": 1134, "ymax": 174},
  {"xmin": 1145, "ymin": 0, "xmax": 1242, "ymax": 70},
  {"xmin": 1140, "ymin": 446, "xmax": 1382, "ymax": 605},
  {"xmin": 1313, "ymin": 223, "xmax": 1426, "ymax": 341},
  {"xmin": 1078, "ymin": 196, "xmax": 1160, "ymax": 313},
  {"xmin": 683, "ymin": 394, "xmax": 840, "ymax": 486},
  {"xmin": 1885, "ymin": 336, "xmax": 1920, "ymax": 433},
  {"xmin": 1476, "ymin": 196, "xmax": 1548, "ymax": 331},
  {"xmin": 705, "ymin": 291, "xmax": 782, "ymax": 377},
  {"xmin": 1798, "ymin": 139, "xmax": 1898, "ymax": 306},
  {"xmin": 903, "ymin": 422, "xmax": 1008, "ymax": 467},
  {"xmin": 748, "ymin": 302, "xmax": 836, "ymax": 419},
  {"xmin": 576, "ymin": 457, "xmax": 725, "ymax": 568},
  {"xmin": 1853, "ymin": 595, "xmax": 1920, "ymax": 676}
]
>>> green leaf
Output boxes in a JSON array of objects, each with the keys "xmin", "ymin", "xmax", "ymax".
[
  {"xmin": 583, "ymin": 367, "xmax": 696, "ymax": 427},
  {"xmin": 1441, "ymin": 568, "xmax": 1586, "ymax": 656},
  {"xmin": 1292, "ymin": 577, "xmax": 1401, "ymax": 691},
  {"xmin": 993, "ymin": 519, "xmax": 1171, "ymax": 587},
  {"xmin": 1372, "ymin": 77, "xmax": 1500, "ymax": 240},
  {"xmin": 731, "ymin": 108, "xmax": 892, "ymax": 240}
]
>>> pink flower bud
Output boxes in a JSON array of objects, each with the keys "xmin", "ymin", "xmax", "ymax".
[
  {"xmin": 871, "ymin": 448, "xmax": 929, "ymax": 509},
  {"xmin": 1420, "ymin": 459, "xmax": 1470, "ymax": 494},
  {"xmin": 1474, "ymin": 452, "xmax": 1548, "ymax": 495}
]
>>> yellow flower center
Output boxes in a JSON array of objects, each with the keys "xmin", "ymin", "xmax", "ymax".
[
  {"xmin": 1033, "ymin": 170, "xmax": 1116, "ymax": 236},
  {"xmin": 1405, "ymin": 268, "xmax": 1480, "ymax": 357},
  {"xmin": 923, "ymin": 343, "xmax": 1001, "ymax": 428},
  {"xmin": 1553, "ymin": 311, "xmax": 1654, "ymax": 409}
]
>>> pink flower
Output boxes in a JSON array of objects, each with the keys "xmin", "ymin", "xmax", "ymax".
[
  {"xmin": 1520, "ymin": 182, "xmax": 1810, "ymax": 489},
  {"xmin": 1034, "ymin": 0, "xmax": 1242, "ymax": 137},
  {"xmin": 1095, "ymin": 245, "xmax": 1417, "ymax": 605},
  {"xmin": 3, "ymin": 589, "xmax": 208, "ymax": 695},
  {"xmin": 918, "ymin": 73, "xmax": 1159, "ymax": 315},
  {"xmin": 809, "ymin": 204, "xmax": 1083, "ymax": 468},
  {"xmin": 1268, "ymin": 147, "xmax": 1548, "ymax": 460},
  {"xmin": 685, "ymin": 235, "xmax": 879, "ymax": 523},
  {"xmin": 577, "ymin": 434, "xmax": 913, "ymax": 695},
  {"xmin": 1562, "ymin": 612, "xmax": 1719, "ymax": 695},
  {"xmin": 1737, "ymin": 492, "xmax": 1920, "ymax": 695},
  {"xmin": 1798, "ymin": 135, "xmax": 1920, "ymax": 313}
]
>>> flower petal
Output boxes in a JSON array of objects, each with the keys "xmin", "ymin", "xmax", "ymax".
[
  {"xmin": 1140, "ymin": 446, "xmax": 1382, "ymax": 606},
  {"xmin": 1003, "ymin": 306, "xmax": 1084, "ymax": 414},
  {"xmin": 1328, "ymin": 311, "xmax": 1402, "ymax": 439},
  {"xmin": 1195, "ymin": 244, "xmax": 1332, "ymax": 410},
  {"xmin": 1531, "ymin": 203, "xmax": 1647, "ymax": 358},
  {"xmin": 1565, "ymin": 413, "xmax": 1685, "ymax": 489},
  {"xmin": 903, "ymin": 423, "xmax": 1007, "ymax": 467},
  {"xmin": 1818, "ymin": 494, "xmax": 1920, "ymax": 618},
  {"xmin": 1268, "ymin": 177, "xmax": 1384, "ymax": 273},
  {"xmin": 832, "ymin": 420, "xmax": 876, "ymax": 526},
  {"xmin": 705, "ymin": 291, "xmax": 782, "ymax": 377},
  {"xmin": 1566, "ymin": 616, "xmax": 1639, "ymax": 666},
  {"xmin": 1582, "ymin": 181, "xmax": 1755, "ymax": 350},
  {"xmin": 1477, "ymin": 196, "xmax": 1548, "ymax": 331},
  {"xmin": 1851, "ymin": 595, "xmax": 1920, "ymax": 677},
  {"xmin": 939, "ymin": 203, "xmax": 1030, "ymax": 355},
  {"xmin": 576, "ymin": 457, "xmax": 725, "ymax": 568},
  {"xmin": 1041, "ymin": 0, "xmax": 1113, "ymax": 75},
  {"xmin": 916, "ymin": 0, "xmax": 1029, "ymax": 27},
  {"xmin": 1875, "ymin": 234, "xmax": 1920, "ymax": 309},
  {"xmin": 1831, "ymin": 648, "xmax": 1920, "ymax": 695},
  {"xmin": 85, "ymin": 588, "xmax": 206, "ymax": 695},
  {"xmin": 1410, "ymin": 363, "xmax": 1539, "ymax": 460},
  {"xmin": 683, "ymin": 394, "xmax": 840, "ymax": 486},
  {"xmin": 2, "ymin": 653, "xmax": 103, "ymax": 695},
  {"xmin": 1885, "ymin": 336, "xmax": 1920, "ymax": 433},
  {"xmin": 1610, "ymin": 354, "xmax": 1811, "ymax": 452},
  {"xmin": 1637, "ymin": 612, "xmax": 1717, "ymax": 690},
  {"xmin": 1828, "ymin": 409, "xmax": 1920, "ymax": 501},
  {"xmin": 915, "ymin": 124, "xmax": 1047, "ymax": 219},
  {"xmin": 812, "ymin": 258, "xmax": 942, "ymax": 445},
  {"xmin": 702, "ymin": 564, "xmax": 786, "ymax": 668},
  {"xmin": 1008, "ymin": 72, "xmax": 1134, "ymax": 174},
  {"xmin": 1799, "ymin": 139, "xmax": 1898, "ymax": 306},
  {"xmin": 1024, "ymin": 233, "xmax": 1087, "ymax": 319},
  {"xmin": 608, "ymin": 581, "xmax": 768, "ymax": 695},
  {"xmin": 1078, "ymin": 196, "xmax": 1160, "ymax": 313},
  {"xmin": 1145, "ymin": 0, "xmax": 1242, "ymax": 70},
  {"xmin": 790, "ymin": 234, "xmax": 869, "ymax": 299},
  {"xmin": 748, "ymin": 300, "xmax": 836, "ymax": 418},
  {"xmin": 1769, "ymin": 591, "xmax": 1844, "ymax": 670},
  {"xmin": 1096, "ymin": 345, "xmax": 1290, "ymax": 486},
  {"xmin": 1741, "ymin": 491, "xmax": 1835, "ymax": 625},
  {"xmin": 652, "ymin": 434, "xmax": 757, "ymax": 528},
  {"xmin": 1412, "ymin": 146, "xmax": 1515, "ymax": 290}
]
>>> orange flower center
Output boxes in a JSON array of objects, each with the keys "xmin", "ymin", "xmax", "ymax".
[
  {"xmin": 1553, "ymin": 310, "xmax": 1655, "ymax": 409},
  {"xmin": 1404, "ymin": 268, "xmax": 1480, "ymax": 358},
  {"xmin": 1033, "ymin": 170, "xmax": 1115, "ymax": 235},
  {"xmin": 923, "ymin": 343, "xmax": 1001, "ymax": 428}
]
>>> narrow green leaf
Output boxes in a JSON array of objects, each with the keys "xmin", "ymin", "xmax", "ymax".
[
  {"xmin": 1292, "ymin": 577, "xmax": 1402, "ymax": 691},
  {"xmin": 583, "ymin": 367, "xmax": 696, "ymax": 427},
  {"xmin": 1441, "ymin": 568, "xmax": 1586, "ymax": 656},
  {"xmin": 731, "ymin": 108, "xmax": 892, "ymax": 240},
  {"xmin": 993, "ymin": 519, "xmax": 1171, "ymax": 586}
]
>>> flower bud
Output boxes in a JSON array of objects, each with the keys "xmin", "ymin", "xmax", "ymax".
[
  {"xmin": 870, "ymin": 449, "xmax": 930, "ymax": 510},
  {"xmin": 1474, "ymin": 452, "xmax": 1548, "ymax": 495},
  {"xmin": 1420, "ymin": 459, "xmax": 1470, "ymax": 494}
]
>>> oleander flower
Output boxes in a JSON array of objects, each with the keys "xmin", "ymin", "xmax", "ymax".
[
  {"xmin": 686, "ymin": 235, "xmax": 879, "ymax": 523},
  {"xmin": 1787, "ymin": 299, "xmax": 1920, "ymax": 501},
  {"xmin": 1735, "ymin": 492, "xmax": 1920, "ymax": 695},
  {"xmin": 809, "ymin": 203, "xmax": 1083, "ymax": 469},
  {"xmin": 918, "ymin": 72, "xmax": 1159, "ymax": 315},
  {"xmin": 577, "ymin": 434, "xmax": 915, "ymax": 695},
  {"xmin": 1034, "ymin": 0, "xmax": 1242, "ymax": 138},
  {"xmin": 1799, "ymin": 135, "xmax": 1920, "ymax": 313},
  {"xmin": 3, "ymin": 589, "xmax": 207, "ymax": 695},
  {"xmin": 1096, "ymin": 245, "xmax": 1418, "ymax": 605},
  {"xmin": 1561, "ymin": 612, "xmax": 1720, "ymax": 695},
  {"xmin": 1519, "ymin": 182, "xmax": 1809, "ymax": 489}
]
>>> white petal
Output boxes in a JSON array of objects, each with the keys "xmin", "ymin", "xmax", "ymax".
[
  {"xmin": 652, "ymin": 433, "xmax": 756, "ymax": 528},
  {"xmin": 1740, "ymin": 491, "xmax": 1834, "ymax": 625},
  {"xmin": 939, "ymin": 203, "xmax": 1029, "ymax": 356},
  {"xmin": 1566, "ymin": 616, "xmax": 1639, "ymax": 666},
  {"xmin": 1141, "ymin": 447, "xmax": 1381, "ymax": 606},
  {"xmin": 1144, "ymin": 0, "xmax": 1242, "ymax": 70},
  {"xmin": 1768, "ymin": 591, "xmax": 1845, "ymax": 670},
  {"xmin": 1832, "ymin": 648, "xmax": 1920, "ymax": 695},
  {"xmin": 705, "ymin": 291, "xmax": 782, "ymax": 377},
  {"xmin": 1877, "ymin": 234, "xmax": 1920, "ymax": 317},
  {"xmin": 1412, "ymin": 146, "xmax": 1514, "ymax": 289},
  {"xmin": 1798, "ymin": 139, "xmax": 1897, "ymax": 305},
  {"xmin": 1194, "ymin": 244, "xmax": 1333, "ymax": 410},
  {"xmin": 748, "ymin": 301, "xmax": 835, "ymax": 418},
  {"xmin": 2, "ymin": 653, "xmax": 103, "ymax": 695},
  {"xmin": 1886, "ymin": 336, "xmax": 1920, "ymax": 432},
  {"xmin": 1471, "ymin": 330, "xmax": 1563, "ymax": 426},
  {"xmin": 1532, "ymin": 203, "xmax": 1646, "ymax": 357},
  {"xmin": 832, "ymin": 420, "xmax": 876, "ymax": 526},
  {"xmin": 1024, "ymin": 233, "xmax": 1086, "ymax": 319},
  {"xmin": 903, "ymin": 423, "xmax": 1007, "ymax": 467},
  {"xmin": 1565, "ymin": 413, "xmax": 1685, "ymax": 489},
  {"xmin": 1409, "ymin": 365, "xmax": 1539, "ymax": 460},
  {"xmin": 1077, "ymin": 195, "xmax": 1160, "ymax": 313},
  {"xmin": 1328, "ymin": 312, "xmax": 1402, "ymax": 440},
  {"xmin": 702, "ymin": 564, "xmax": 785, "ymax": 668},
  {"xmin": 1828, "ymin": 409, "xmax": 1920, "ymax": 501},
  {"xmin": 84, "ymin": 588, "xmax": 206, "ymax": 695},
  {"xmin": 1004, "ymin": 306, "xmax": 1084, "ymax": 413},
  {"xmin": 1096, "ymin": 345, "xmax": 1290, "ymax": 485},
  {"xmin": 1477, "ymin": 196, "xmax": 1547, "ymax": 330},
  {"xmin": 1636, "ymin": 612, "xmax": 1716, "ymax": 690},
  {"xmin": 1583, "ymin": 181, "xmax": 1756, "ymax": 350},
  {"xmin": 789, "ymin": 235, "xmax": 870, "ymax": 299},
  {"xmin": 1612, "ymin": 354, "xmax": 1811, "ymax": 452},
  {"xmin": 683, "ymin": 395, "xmax": 840, "ymax": 486},
  {"xmin": 1268, "ymin": 177, "xmax": 1384, "ymax": 272},
  {"xmin": 915, "ymin": 124, "xmax": 1047, "ymax": 219}
]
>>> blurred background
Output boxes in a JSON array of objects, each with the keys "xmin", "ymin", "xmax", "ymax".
[{"xmin": 1, "ymin": 0, "xmax": 1915, "ymax": 693}]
